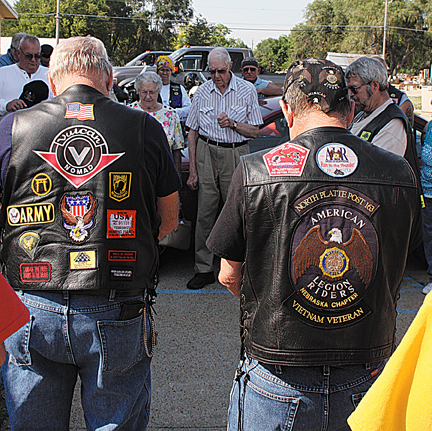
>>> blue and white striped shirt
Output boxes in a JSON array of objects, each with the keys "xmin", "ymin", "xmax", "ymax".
[{"xmin": 186, "ymin": 72, "xmax": 263, "ymax": 143}]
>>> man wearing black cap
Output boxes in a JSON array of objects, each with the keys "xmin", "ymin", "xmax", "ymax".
[
  {"xmin": 207, "ymin": 58, "xmax": 422, "ymax": 430},
  {"xmin": 240, "ymin": 56, "xmax": 283, "ymax": 98},
  {"xmin": 40, "ymin": 44, "xmax": 53, "ymax": 68}
]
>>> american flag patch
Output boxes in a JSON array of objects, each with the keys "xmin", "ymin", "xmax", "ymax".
[{"xmin": 65, "ymin": 103, "xmax": 94, "ymax": 120}]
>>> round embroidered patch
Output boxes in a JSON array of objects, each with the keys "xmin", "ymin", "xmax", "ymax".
[{"xmin": 316, "ymin": 143, "xmax": 358, "ymax": 178}]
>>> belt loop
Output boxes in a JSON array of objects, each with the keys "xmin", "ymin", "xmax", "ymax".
[
  {"xmin": 365, "ymin": 363, "xmax": 371, "ymax": 370},
  {"xmin": 323, "ymin": 365, "xmax": 330, "ymax": 376},
  {"xmin": 63, "ymin": 291, "xmax": 69, "ymax": 300},
  {"xmin": 275, "ymin": 364, "xmax": 283, "ymax": 375},
  {"xmin": 109, "ymin": 289, "xmax": 116, "ymax": 301}
]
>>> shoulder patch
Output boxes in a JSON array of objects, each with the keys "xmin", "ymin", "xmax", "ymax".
[{"xmin": 263, "ymin": 142, "xmax": 310, "ymax": 176}]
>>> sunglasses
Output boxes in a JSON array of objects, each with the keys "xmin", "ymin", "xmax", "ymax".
[
  {"xmin": 22, "ymin": 52, "xmax": 42, "ymax": 60},
  {"xmin": 347, "ymin": 82, "xmax": 370, "ymax": 95},
  {"xmin": 242, "ymin": 67, "xmax": 258, "ymax": 72},
  {"xmin": 209, "ymin": 68, "xmax": 228, "ymax": 75}
]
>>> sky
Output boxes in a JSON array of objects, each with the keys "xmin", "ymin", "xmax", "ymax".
[{"xmin": 190, "ymin": 0, "xmax": 313, "ymax": 50}]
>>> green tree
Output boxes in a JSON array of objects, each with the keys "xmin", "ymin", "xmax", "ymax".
[
  {"xmin": 175, "ymin": 16, "xmax": 248, "ymax": 49},
  {"xmin": 253, "ymin": 35, "xmax": 293, "ymax": 72}
]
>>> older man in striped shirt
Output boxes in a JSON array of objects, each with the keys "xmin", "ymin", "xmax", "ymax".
[{"xmin": 185, "ymin": 47, "xmax": 263, "ymax": 290}]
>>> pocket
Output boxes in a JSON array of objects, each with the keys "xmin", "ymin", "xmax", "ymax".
[
  {"xmin": 351, "ymin": 391, "xmax": 367, "ymax": 408},
  {"xmin": 230, "ymin": 105, "xmax": 247, "ymax": 122},
  {"xmin": 98, "ymin": 311, "xmax": 148, "ymax": 372},
  {"xmin": 199, "ymin": 106, "xmax": 215, "ymax": 127},
  {"xmin": 4, "ymin": 316, "xmax": 33, "ymax": 366}
]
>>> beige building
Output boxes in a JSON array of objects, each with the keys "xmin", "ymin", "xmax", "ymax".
[{"xmin": 0, "ymin": 0, "xmax": 18, "ymax": 49}]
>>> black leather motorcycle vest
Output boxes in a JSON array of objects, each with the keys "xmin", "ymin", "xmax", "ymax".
[
  {"xmin": 0, "ymin": 85, "xmax": 160, "ymax": 292},
  {"xmin": 240, "ymin": 127, "xmax": 422, "ymax": 366}
]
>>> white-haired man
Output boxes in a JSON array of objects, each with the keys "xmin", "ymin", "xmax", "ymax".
[
  {"xmin": 185, "ymin": 47, "xmax": 263, "ymax": 290},
  {"xmin": 0, "ymin": 36, "xmax": 180, "ymax": 430},
  {"xmin": 0, "ymin": 32, "xmax": 28, "ymax": 67}
]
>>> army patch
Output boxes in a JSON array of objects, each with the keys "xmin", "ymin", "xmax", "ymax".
[
  {"xmin": 316, "ymin": 143, "xmax": 358, "ymax": 178},
  {"xmin": 7, "ymin": 203, "xmax": 55, "ymax": 226},
  {"xmin": 289, "ymin": 186, "xmax": 378, "ymax": 329},
  {"xmin": 110, "ymin": 267, "xmax": 133, "ymax": 281},
  {"xmin": 263, "ymin": 142, "xmax": 310, "ymax": 176},
  {"xmin": 108, "ymin": 250, "xmax": 137, "ymax": 261},
  {"xmin": 107, "ymin": 210, "xmax": 136, "ymax": 239},
  {"xmin": 31, "ymin": 173, "xmax": 52, "ymax": 196},
  {"xmin": 34, "ymin": 126, "xmax": 124, "ymax": 189},
  {"xmin": 69, "ymin": 250, "xmax": 97, "ymax": 270},
  {"xmin": 20, "ymin": 262, "xmax": 51, "ymax": 283},
  {"xmin": 19, "ymin": 232, "xmax": 40, "ymax": 259},
  {"xmin": 60, "ymin": 192, "xmax": 97, "ymax": 242},
  {"xmin": 109, "ymin": 172, "xmax": 132, "ymax": 202}
]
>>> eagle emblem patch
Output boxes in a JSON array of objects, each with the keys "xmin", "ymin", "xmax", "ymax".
[
  {"xmin": 290, "ymin": 186, "xmax": 379, "ymax": 328},
  {"xmin": 60, "ymin": 192, "xmax": 97, "ymax": 242}
]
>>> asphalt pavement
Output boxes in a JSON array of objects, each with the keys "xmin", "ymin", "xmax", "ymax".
[{"xmin": 1, "ymin": 246, "xmax": 429, "ymax": 430}]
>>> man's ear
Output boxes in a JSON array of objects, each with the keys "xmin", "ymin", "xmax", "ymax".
[
  {"xmin": 280, "ymin": 99, "xmax": 293, "ymax": 128},
  {"xmin": 48, "ymin": 75, "xmax": 57, "ymax": 96}
]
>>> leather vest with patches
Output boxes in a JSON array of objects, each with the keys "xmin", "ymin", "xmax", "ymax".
[
  {"xmin": 240, "ymin": 127, "xmax": 422, "ymax": 366},
  {"xmin": 0, "ymin": 85, "xmax": 160, "ymax": 292}
]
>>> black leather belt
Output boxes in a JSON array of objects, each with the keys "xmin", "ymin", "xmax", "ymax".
[{"xmin": 199, "ymin": 134, "xmax": 248, "ymax": 148}]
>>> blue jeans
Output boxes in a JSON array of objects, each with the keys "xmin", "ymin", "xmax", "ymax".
[
  {"xmin": 2, "ymin": 290, "xmax": 155, "ymax": 431},
  {"xmin": 227, "ymin": 357, "xmax": 385, "ymax": 431}
]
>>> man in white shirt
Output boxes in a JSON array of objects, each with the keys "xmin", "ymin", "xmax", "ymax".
[
  {"xmin": 156, "ymin": 55, "xmax": 191, "ymax": 122},
  {"xmin": 0, "ymin": 35, "xmax": 51, "ymax": 117}
]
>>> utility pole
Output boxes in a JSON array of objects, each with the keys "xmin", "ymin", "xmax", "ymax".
[
  {"xmin": 382, "ymin": 0, "xmax": 392, "ymax": 59},
  {"xmin": 55, "ymin": 0, "xmax": 60, "ymax": 45}
]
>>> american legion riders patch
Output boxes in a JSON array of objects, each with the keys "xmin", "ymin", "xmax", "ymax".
[{"xmin": 289, "ymin": 185, "xmax": 379, "ymax": 328}]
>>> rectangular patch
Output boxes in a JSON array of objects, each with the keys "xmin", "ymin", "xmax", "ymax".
[
  {"xmin": 7, "ymin": 203, "xmax": 55, "ymax": 226},
  {"xmin": 20, "ymin": 263, "xmax": 51, "ymax": 283},
  {"xmin": 108, "ymin": 250, "xmax": 137, "ymax": 261},
  {"xmin": 107, "ymin": 210, "xmax": 136, "ymax": 239},
  {"xmin": 110, "ymin": 267, "xmax": 133, "ymax": 281},
  {"xmin": 65, "ymin": 103, "xmax": 95, "ymax": 121},
  {"xmin": 69, "ymin": 250, "xmax": 97, "ymax": 270},
  {"xmin": 109, "ymin": 172, "xmax": 132, "ymax": 202}
]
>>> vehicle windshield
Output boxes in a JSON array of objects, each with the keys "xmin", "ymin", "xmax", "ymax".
[
  {"xmin": 125, "ymin": 53, "xmax": 148, "ymax": 67},
  {"xmin": 169, "ymin": 48, "xmax": 188, "ymax": 61}
]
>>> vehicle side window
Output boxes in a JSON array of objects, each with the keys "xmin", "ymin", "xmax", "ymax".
[
  {"xmin": 230, "ymin": 53, "xmax": 244, "ymax": 73},
  {"xmin": 249, "ymin": 115, "xmax": 290, "ymax": 153}
]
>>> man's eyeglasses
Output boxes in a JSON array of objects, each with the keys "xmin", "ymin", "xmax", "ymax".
[
  {"xmin": 242, "ymin": 67, "xmax": 258, "ymax": 72},
  {"xmin": 347, "ymin": 82, "xmax": 370, "ymax": 95},
  {"xmin": 22, "ymin": 52, "xmax": 42, "ymax": 60},
  {"xmin": 209, "ymin": 68, "xmax": 228, "ymax": 75}
]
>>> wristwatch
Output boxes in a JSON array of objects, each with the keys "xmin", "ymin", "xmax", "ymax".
[{"xmin": 232, "ymin": 120, "xmax": 238, "ymax": 130}]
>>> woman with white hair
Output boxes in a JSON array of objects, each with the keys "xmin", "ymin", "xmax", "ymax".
[{"xmin": 134, "ymin": 71, "xmax": 184, "ymax": 173}]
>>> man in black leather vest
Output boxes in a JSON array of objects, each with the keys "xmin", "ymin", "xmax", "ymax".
[
  {"xmin": 207, "ymin": 58, "xmax": 422, "ymax": 430},
  {"xmin": 0, "ymin": 36, "xmax": 180, "ymax": 430}
]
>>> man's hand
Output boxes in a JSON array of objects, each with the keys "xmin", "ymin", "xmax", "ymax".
[
  {"xmin": 6, "ymin": 99, "xmax": 27, "ymax": 113},
  {"xmin": 187, "ymin": 171, "xmax": 198, "ymax": 191},
  {"xmin": 217, "ymin": 112, "xmax": 233, "ymax": 129}
]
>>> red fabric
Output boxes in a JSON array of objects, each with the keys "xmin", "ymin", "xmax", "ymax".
[{"xmin": 0, "ymin": 273, "xmax": 29, "ymax": 343}]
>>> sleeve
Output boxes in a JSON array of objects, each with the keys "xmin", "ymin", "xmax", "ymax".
[
  {"xmin": 0, "ymin": 112, "xmax": 13, "ymax": 189},
  {"xmin": 144, "ymin": 114, "xmax": 182, "ymax": 197},
  {"xmin": 175, "ymin": 86, "xmax": 191, "ymax": 122},
  {"xmin": 206, "ymin": 166, "xmax": 246, "ymax": 262},
  {"xmin": 185, "ymin": 87, "xmax": 201, "ymax": 131},
  {"xmin": 0, "ymin": 273, "xmax": 30, "ymax": 343}
]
